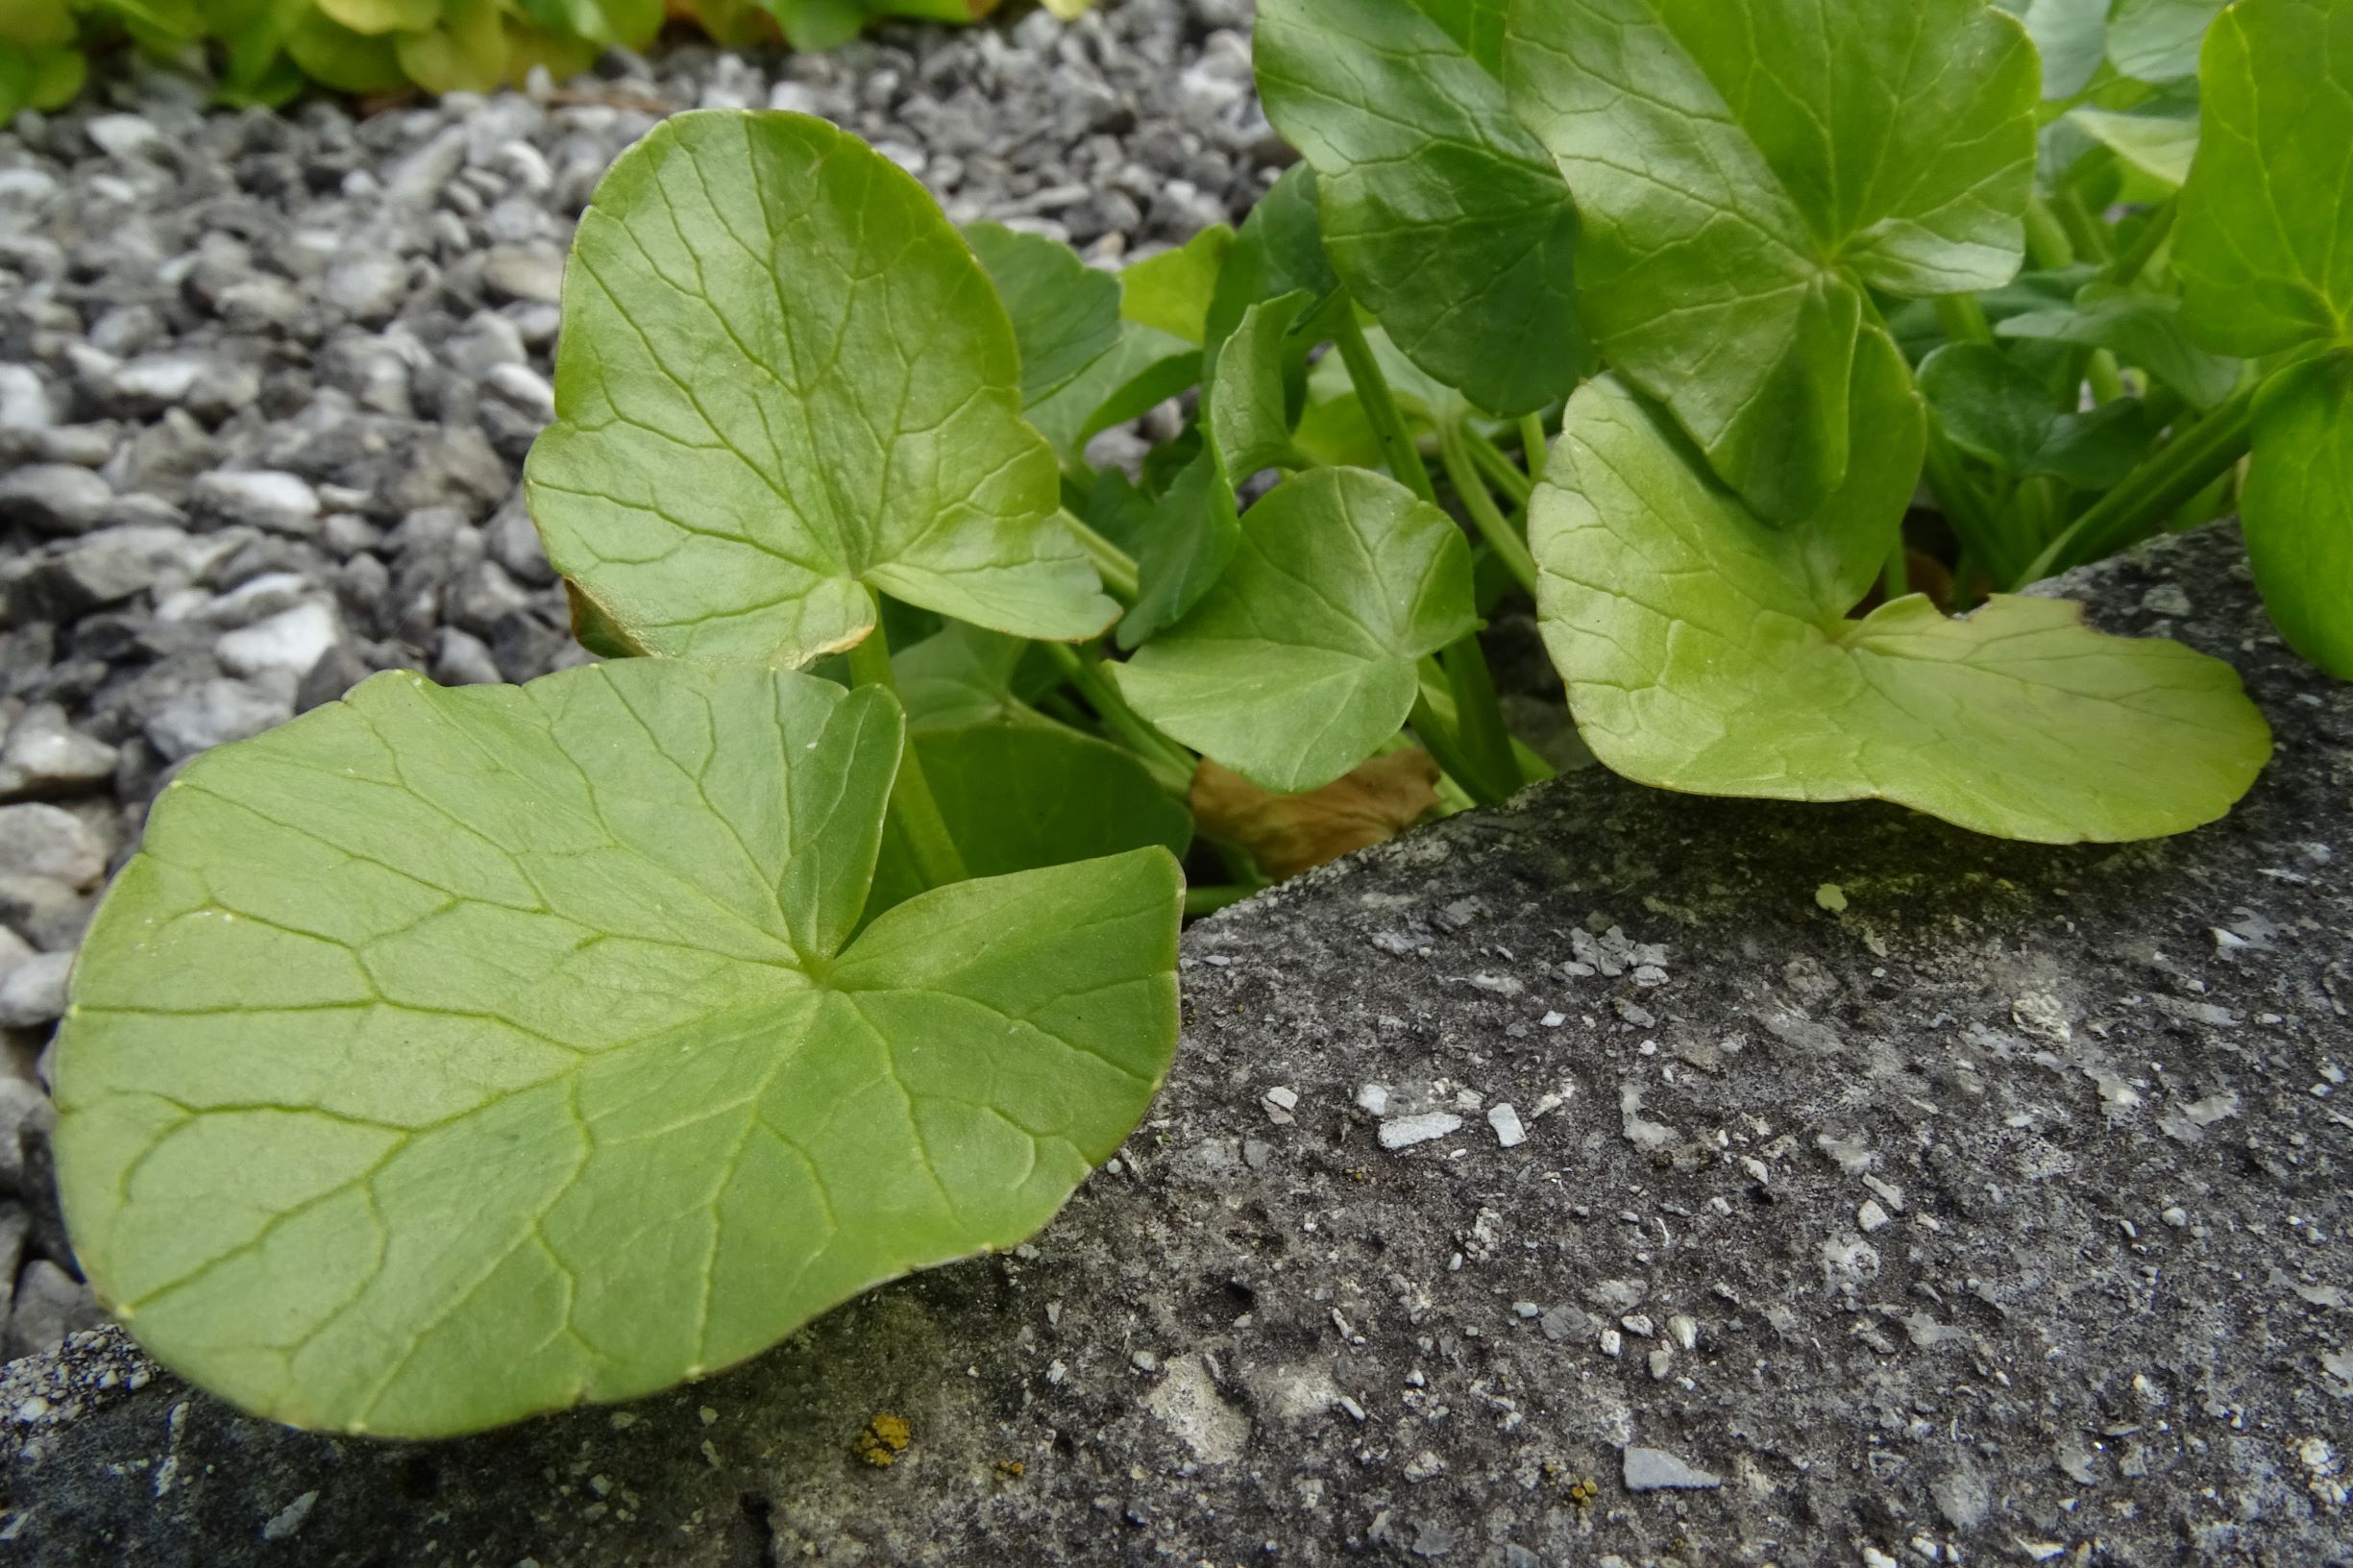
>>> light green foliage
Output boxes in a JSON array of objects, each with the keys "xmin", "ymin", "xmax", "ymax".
[
  {"xmin": 2004, "ymin": 0, "xmax": 2110, "ymax": 98},
  {"xmin": 1531, "ymin": 377, "xmax": 2271, "ymax": 842},
  {"xmin": 1121, "ymin": 226, "xmax": 1234, "ymax": 345},
  {"xmin": 1505, "ymin": 0, "xmax": 2039, "ymax": 523},
  {"xmin": 55, "ymin": 661, "xmax": 1181, "ymax": 1436},
  {"xmin": 894, "ymin": 624, "xmax": 1049, "ymax": 731},
  {"xmin": 2175, "ymin": 0, "xmax": 2353, "ymax": 675},
  {"xmin": 1113, "ymin": 467, "xmax": 1477, "ymax": 793},
  {"xmin": 1997, "ymin": 286, "xmax": 2242, "ymax": 410},
  {"xmin": 866, "ymin": 723, "xmax": 1192, "ymax": 916},
  {"xmin": 964, "ymin": 223, "xmax": 1124, "ymax": 408},
  {"xmin": 2065, "ymin": 108, "xmax": 2198, "ymax": 188},
  {"xmin": 526, "ymin": 112, "xmax": 1116, "ymax": 666},
  {"xmin": 1255, "ymin": 0, "xmax": 1591, "ymax": 417},
  {"xmin": 2109, "ymin": 0, "xmax": 2229, "ymax": 81}
]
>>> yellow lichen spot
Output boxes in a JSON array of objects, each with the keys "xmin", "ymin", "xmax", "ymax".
[
  {"xmin": 852, "ymin": 1412, "xmax": 911, "ymax": 1468},
  {"xmin": 994, "ymin": 1458, "xmax": 1024, "ymax": 1481},
  {"xmin": 1814, "ymin": 882, "xmax": 1849, "ymax": 913}
]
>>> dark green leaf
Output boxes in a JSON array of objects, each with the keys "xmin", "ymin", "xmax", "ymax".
[
  {"xmin": 2242, "ymin": 353, "xmax": 2353, "ymax": 676},
  {"xmin": 1998, "ymin": 284, "xmax": 2243, "ymax": 409},
  {"xmin": 1506, "ymin": 0, "xmax": 2040, "ymax": 523},
  {"xmin": 965, "ymin": 223, "xmax": 1124, "ymax": 407},
  {"xmin": 1208, "ymin": 291, "xmax": 1313, "ymax": 480},
  {"xmin": 865, "ymin": 722, "xmax": 1193, "ymax": 917},
  {"xmin": 1116, "ymin": 449, "xmax": 1240, "ymax": 650},
  {"xmin": 1256, "ymin": 0, "xmax": 1591, "ymax": 417}
]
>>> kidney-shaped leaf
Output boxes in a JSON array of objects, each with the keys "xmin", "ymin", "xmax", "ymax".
[
  {"xmin": 1112, "ymin": 466, "xmax": 1477, "ymax": 794},
  {"xmin": 1506, "ymin": 0, "xmax": 2039, "ymax": 523},
  {"xmin": 54, "ymin": 660, "xmax": 1181, "ymax": 1437},
  {"xmin": 1256, "ymin": 0, "xmax": 1592, "ymax": 418},
  {"xmin": 1530, "ymin": 376, "xmax": 2270, "ymax": 842},
  {"xmin": 525, "ymin": 110, "xmax": 1116, "ymax": 667}
]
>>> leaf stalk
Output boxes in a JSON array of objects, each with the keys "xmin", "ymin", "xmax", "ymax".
[{"xmin": 847, "ymin": 598, "xmax": 970, "ymax": 891}]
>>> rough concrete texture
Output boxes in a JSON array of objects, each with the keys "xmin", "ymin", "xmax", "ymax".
[{"xmin": 0, "ymin": 524, "xmax": 2347, "ymax": 1566}]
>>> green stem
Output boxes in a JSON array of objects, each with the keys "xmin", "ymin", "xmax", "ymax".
[
  {"xmin": 1463, "ymin": 428, "xmax": 1535, "ymax": 507},
  {"xmin": 1333, "ymin": 309, "xmax": 1437, "ymax": 503},
  {"xmin": 1409, "ymin": 684, "xmax": 1499, "ymax": 807},
  {"xmin": 1041, "ymin": 642, "xmax": 1195, "ymax": 797},
  {"xmin": 1437, "ymin": 426, "xmax": 1539, "ymax": 600},
  {"xmin": 1520, "ymin": 412, "xmax": 1550, "ymax": 485},
  {"xmin": 1921, "ymin": 423, "xmax": 2028, "ymax": 587},
  {"xmin": 1881, "ymin": 534, "xmax": 1910, "ymax": 601},
  {"xmin": 2103, "ymin": 202, "xmax": 2176, "ymax": 287},
  {"xmin": 1061, "ymin": 509, "xmax": 1140, "ymax": 604},
  {"xmin": 2016, "ymin": 381, "xmax": 2259, "ymax": 585},
  {"xmin": 1934, "ymin": 293, "xmax": 1994, "ymax": 346},
  {"xmin": 2087, "ymin": 349, "xmax": 2128, "ymax": 405},
  {"xmin": 2049, "ymin": 188, "xmax": 2114, "ymax": 265},
  {"xmin": 846, "ymin": 600, "xmax": 969, "ymax": 891},
  {"xmin": 1442, "ymin": 635, "xmax": 1520, "ymax": 799},
  {"xmin": 2023, "ymin": 194, "xmax": 2076, "ymax": 272},
  {"xmin": 1185, "ymin": 884, "xmax": 1256, "ymax": 918}
]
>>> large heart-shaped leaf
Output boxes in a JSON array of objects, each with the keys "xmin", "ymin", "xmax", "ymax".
[
  {"xmin": 2174, "ymin": 0, "xmax": 2352, "ymax": 357},
  {"xmin": 1111, "ymin": 466, "xmax": 1477, "ymax": 793},
  {"xmin": 525, "ymin": 111, "xmax": 1117, "ymax": 668},
  {"xmin": 54, "ymin": 661, "xmax": 1181, "ymax": 1437},
  {"xmin": 964, "ymin": 223, "xmax": 1123, "ymax": 408},
  {"xmin": 1530, "ymin": 375, "xmax": 2271, "ymax": 842},
  {"xmin": 1255, "ymin": 0, "xmax": 1591, "ymax": 418},
  {"xmin": 1505, "ymin": 0, "xmax": 2039, "ymax": 523},
  {"xmin": 866, "ymin": 722, "xmax": 1193, "ymax": 917}
]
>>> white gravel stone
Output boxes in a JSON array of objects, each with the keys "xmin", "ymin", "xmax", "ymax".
[{"xmin": 1379, "ymin": 1112, "xmax": 1462, "ymax": 1150}]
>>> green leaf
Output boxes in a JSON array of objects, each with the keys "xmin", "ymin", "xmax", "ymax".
[
  {"xmin": 865, "ymin": 722, "xmax": 1193, "ymax": 918},
  {"xmin": 1115, "ymin": 449, "xmax": 1240, "ymax": 650},
  {"xmin": 1203, "ymin": 165, "xmax": 1338, "ymax": 364},
  {"xmin": 2174, "ymin": 0, "xmax": 2353, "ymax": 355},
  {"xmin": 2109, "ymin": 0, "xmax": 2227, "ymax": 82},
  {"xmin": 0, "ymin": 0, "xmax": 74, "ymax": 47},
  {"xmin": 28, "ymin": 43, "xmax": 84, "ymax": 109},
  {"xmin": 1111, "ymin": 466, "xmax": 1479, "ymax": 793},
  {"xmin": 282, "ymin": 8, "xmax": 406, "ymax": 92},
  {"xmin": 964, "ymin": 223, "xmax": 1123, "ymax": 408},
  {"xmin": 1505, "ymin": 0, "xmax": 2040, "ymax": 523},
  {"xmin": 311, "ymin": 0, "xmax": 435, "ymax": 35},
  {"xmin": 1529, "ymin": 374, "xmax": 2271, "ymax": 843},
  {"xmin": 764, "ymin": 0, "xmax": 874, "ymax": 53},
  {"xmin": 2240, "ymin": 353, "xmax": 2353, "ymax": 676},
  {"xmin": 1022, "ymin": 321, "xmax": 1200, "ymax": 463},
  {"xmin": 55, "ymin": 660, "xmax": 1182, "ymax": 1437},
  {"xmin": 1256, "ymin": 0, "xmax": 1591, "ymax": 418},
  {"xmin": 2003, "ymin": 0, "xmax": 2111, "ymax": 98},
  {"xmin": 396, "ymin": 0, "xmax": 506, "ymax": 94},
  {"xmin": 2065, "ymin": 107, "xmax": 2198, "ymax": 187},
  {"xmin": 893, "ymin": 622, "xmax": 1053, "ymax": 731},
  {"xmin": 1120, "ymin": 225, "xmax": 1234, "ymax": 345},
  {"xmin": 1997, "ymin": 284, "xmax": 2243, "ymax": 409},
  {"xmin": 1919, "ymin": 344, "xmax": 2156, "ymax": 489},
  {"xmin": 1208, "ymin": 291, "xmax": 1312, "ymax": 480},
  {"xmin": 525, "ymin": 111, "xmax": 1116, "ymax": 667}
]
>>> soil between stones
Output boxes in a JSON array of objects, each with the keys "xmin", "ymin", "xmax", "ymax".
[{"xmin": 1, "ymin": 525, "xmax": 2345, "ymax": 1565}]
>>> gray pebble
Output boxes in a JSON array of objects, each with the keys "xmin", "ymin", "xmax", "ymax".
[
  {"xmin": 0, "ymin": 466, "xmax": 114, "ymax": 536},
  {"xmin": 1621, "ymin": 1446, "xmax": 1721, "ymax": 1492},
  {"xmin": 0, "ymin": 951, "xmax": 72, "ymax": 1030}
]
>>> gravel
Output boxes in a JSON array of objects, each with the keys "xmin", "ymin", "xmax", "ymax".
[{"xmin": 0, "ymin": 0, "xmax": 1279, "ymax": 1364}]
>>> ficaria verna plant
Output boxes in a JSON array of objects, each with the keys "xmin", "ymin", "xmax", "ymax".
[{"xmin": 53, "ymin": 0, "xmax": 2344, "ymax": 1435}]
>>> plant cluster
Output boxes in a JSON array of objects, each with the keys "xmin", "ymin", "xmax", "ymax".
[
  {"xmin": 53, "ymin": 0, "xmax": 2344, "ymax": 1437},
  {"xmin": 0, "ymin": 0, "xmax": 1016, "ymax": 111}
]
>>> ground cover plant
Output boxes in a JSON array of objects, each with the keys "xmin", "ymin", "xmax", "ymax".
[
  {"xmin": 49, "ymin": 0, "xmax": 2344, "ymax": 1436},
  {"xmin": 0, "ymin": 0, "xmax": 1020, "ymax": 110}
]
